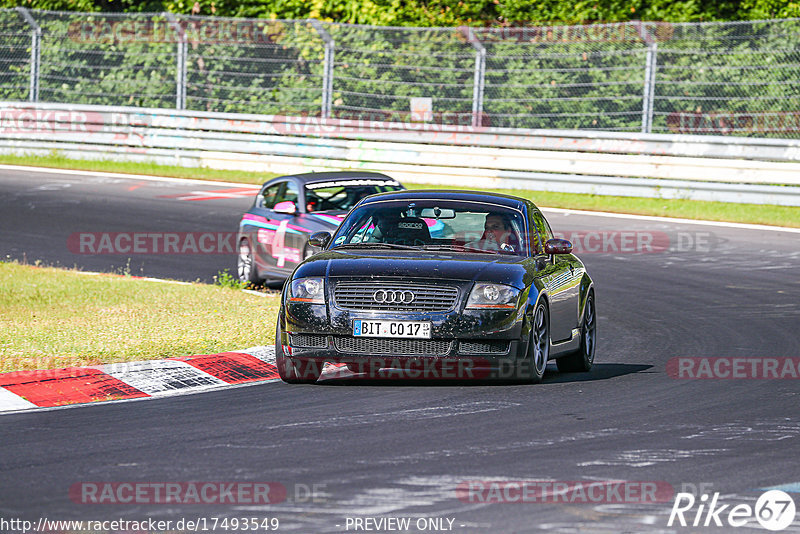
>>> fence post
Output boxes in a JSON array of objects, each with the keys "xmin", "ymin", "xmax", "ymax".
[
  {"xmin": 464, "ymin": 27, "xmax": 486, "ymax": 128},
  {"xmin": 645, "ymin": 43, "xmax": 657, "ymax": 133},
  {"xmin": 165, "ymin": 13, "xmax": 187, "ymax": 110},
  {"xmin": 16, "ymin": 7, "xmax": 40, "ymax": 102},
  {"xmin": 636, "ymin": 22, "xmax": 658, "ymax": 134},
  {"xmin": 641, "ymin": 43, "xmax": 658, "ymax": 133},
  {"xmin": 309, "ymin": 19, "xmax": 334, "ymax": 119}
]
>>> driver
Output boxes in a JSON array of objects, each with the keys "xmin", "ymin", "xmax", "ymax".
[
  {"xmin": 305, "ymin": 191, "xmax": 320, "ymax": 212},
  {"xmin": 467, "ymin": 213, "xmax": 519, "ymax": 252},
  {"xmin": 368, "ymin": 212, "xmax": 401, "ymax": 242}
]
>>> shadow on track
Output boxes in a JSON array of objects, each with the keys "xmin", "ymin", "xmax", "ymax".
[
  {"xmin": 315, "ymin": 363, "xmax": 652, "ymax": 387},
  {"xmin": 542, "ymin": 363, "xmax": 653, "ymax": 384}
]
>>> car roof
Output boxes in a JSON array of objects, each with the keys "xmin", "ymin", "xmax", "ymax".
[
  {"xmin": 357, "ymin": 189, "xmax": 538, "ymax": 211},
  {"xmin": 267, "ymin": 171, "xmax": 399, "ymax": 186}
]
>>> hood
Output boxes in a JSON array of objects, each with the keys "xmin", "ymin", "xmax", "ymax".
[{"xmin": 294, "ymin": 249, "xmax": 528, "ymax": 289}]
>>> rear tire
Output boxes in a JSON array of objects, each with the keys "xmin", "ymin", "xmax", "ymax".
[
  {"xmin": 517, "ymin": 301, "xmax": 549, "ymax": 383},
  {"xmin": 275, "ymin": 316, "xmax": 322, "ymax": 384},
  {"xmin": 238, "ymin": 238, "xmax": 262, "ymax": 285},
  {"xmin": 557, "ymin": 291, "xmax": 596, "ymax": 373}
]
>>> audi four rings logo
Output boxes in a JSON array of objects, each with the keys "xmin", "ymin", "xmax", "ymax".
[{"xmin": 373, "ymin": 290, "xmax": 415, "ymax": 304}]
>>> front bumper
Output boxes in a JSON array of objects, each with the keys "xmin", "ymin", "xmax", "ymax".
[{"xmin": 284, "ymin": 336, "xmax": 524, "ymax": 380}]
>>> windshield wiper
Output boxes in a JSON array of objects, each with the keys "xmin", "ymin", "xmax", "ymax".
[
  {"xmin": 332, "ymin": 243, "xmax": 422, "ymax": 251},
  {"xmin": 421, "ymin": 244, "xmax": 498, "ymax": 254}
]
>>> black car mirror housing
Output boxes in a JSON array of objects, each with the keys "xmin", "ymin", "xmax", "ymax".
[
  {"xmin": 545, "ymin": 238, "xmax": 573, "ymax": 255},
  {"xmin": 308, "ymin": 231, "xmax": 332, "ymax": 249}
]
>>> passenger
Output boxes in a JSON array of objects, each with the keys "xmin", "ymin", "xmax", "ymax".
[{"xmin": 467, "ymin": 213, "xmax": 519, "ymax": 253}]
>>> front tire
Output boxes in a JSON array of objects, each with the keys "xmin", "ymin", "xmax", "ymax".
[
  {"xmin": 557, "ymin": 291, "xmax": 596, "ymax": 373},
  {"xmin": 238, "ymin": 238, "xmax": 262, "ymax": 285},
  {"xmin": 275, "ymin": 315, "xmax": 322, "ymax": 384},
  {"xmin": 517, "ymin": 301, "xmax": 549, "ymax": 383}
]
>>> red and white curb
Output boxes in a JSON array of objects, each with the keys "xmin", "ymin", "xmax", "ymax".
[{"xmin": 0, "ymin": 347, "xmax": 347, "ymax": 413}]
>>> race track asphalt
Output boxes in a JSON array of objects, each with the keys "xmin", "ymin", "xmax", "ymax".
[{"xmin": 1, "ymin": 167, "xmax": 799, "ymax": 532}]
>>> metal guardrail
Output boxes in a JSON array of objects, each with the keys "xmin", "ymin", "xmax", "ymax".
[{"xmin": 1, "ymin": 102, "xmax": 799, "ymax": 206}]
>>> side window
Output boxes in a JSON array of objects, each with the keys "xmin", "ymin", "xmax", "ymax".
[
  {"xmin": 276, "ymin": 181, "xmax": 299, "ymax": 205},
  {"xmin": 261, "ymin": 183, "xmax": 282, "ymax": 209},
  {"xmin": 541, "ymin": 213, "xmax": 554, "ymax": 241},
  {"xmin": 349, "ymin": 215, "xmax": 376, "ymax": 244},
  {"xmin": 531, "ymin": 211, "xmax": 553, "ymax": 254}
]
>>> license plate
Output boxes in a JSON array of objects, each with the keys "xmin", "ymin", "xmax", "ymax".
[{"xmin": 353, "ymin": 319, "xmax": 431, "ymax": 339}]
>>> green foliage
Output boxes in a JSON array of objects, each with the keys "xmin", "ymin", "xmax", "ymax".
[
  {"xmin": 3, "ymin": 0, "xmax": 799, "ymax": 24},
  {"xmin": 213, "ymin": 269, "xmax": 244, "ymax": 289},
  {"xmin": 160, "ymin": 0, "xmax": 797, "ymax": 25},
  {"xmin": 1, "ymin": 6, "xmax": 798, "ymax": 137},
  {"xmin": 737, "ymin": 0, "xmax": 800, "ymax": 18},
  {"xmin": 0, "ymin": 0, "xmax": 98, "ymax": 11},
  {"xmin": 0, "ymin": 10, "xmax": 30, "ymax": 101}
]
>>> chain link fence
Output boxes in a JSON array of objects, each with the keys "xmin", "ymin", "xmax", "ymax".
[{"xmin": 1, "ymin": 9, "xmax": 798, "ymax": 137}]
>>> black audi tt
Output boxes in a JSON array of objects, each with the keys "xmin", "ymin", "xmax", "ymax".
[{"xmin": 275, "ymin": 190, "xmax": 596, "ymax": 384}]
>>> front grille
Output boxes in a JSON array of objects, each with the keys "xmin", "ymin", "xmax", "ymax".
[
  {"xmin": 333, "ymin": 283, "xmax": 459, "ymax": 311},
  {"xmin": 459, "ymin": 340, "xmax": 510, "ymax": 354},
  {"xmin": 290, "ymin": 334, "xmax": 328, "ymax": 348},
  {"xmin": 334, "ymin": 337, "xmax": 453, "ymax": 355}
]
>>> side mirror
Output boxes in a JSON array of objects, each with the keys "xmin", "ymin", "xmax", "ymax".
[
  {"xmin": 308, "ymin": 231, "xmax": 332, "ymax": 249},
  {"xmin": 544, "ymin": 238, "xmax": 573, "ymax": 255},
  {"xmin": 273, "ymin": 201, "xmax": 297, "ymax": 215}
]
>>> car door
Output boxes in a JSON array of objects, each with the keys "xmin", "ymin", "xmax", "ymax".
[
  {"xmin": 264, "ymin": 180, "xmax": 304, "ymax": 276},
  {"xmin": 248, "ymin": 181, "xmax": 283, "ymax": 276},
  {"xmin": 531, "ymin": 210, "xmax": 581, "ymax": 343}
]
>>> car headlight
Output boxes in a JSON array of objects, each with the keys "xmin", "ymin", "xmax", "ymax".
[
  {"xmin": 466, "ymin": 283, "xmax": 520, "ymax": 309},
  {"xmin": 290, "ymin": 277, "xmax": 326, "ymax": 304}
]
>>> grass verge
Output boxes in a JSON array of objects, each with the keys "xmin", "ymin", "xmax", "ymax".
[
  {"xmin": 408, "ymin": 184, "xmax": 800, "ymax": 228},
  {"xmin": 0, "ymin": 261, "xmax": 280, "ymax": 373},
  {"xmin": 0, "ymin": 153, "xmax": 797, "ymax": 228}
]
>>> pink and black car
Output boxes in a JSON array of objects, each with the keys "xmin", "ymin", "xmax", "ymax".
[{"xmin": 236, "ymin": 171, "xmax": 404, "ymax": 285}]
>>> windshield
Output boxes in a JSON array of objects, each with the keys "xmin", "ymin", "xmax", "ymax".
[
  {"xmin": 304, "ymin": 180, "xmax": 402, "ymax": 213},
  {"xmin": 330, "ymin": 200, "xmax": 528, "ymax": 256}
]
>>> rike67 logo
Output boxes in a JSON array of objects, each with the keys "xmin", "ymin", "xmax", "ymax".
[{"xmin": 668, "ymin": 490, "xmax": 796, "ymax": 531}]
